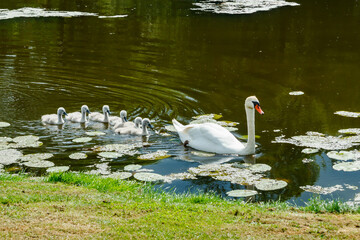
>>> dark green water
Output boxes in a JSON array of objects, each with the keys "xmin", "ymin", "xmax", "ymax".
[{"xmin": 1, "ymin": 0, "xmax": 359, "ymax": 204}]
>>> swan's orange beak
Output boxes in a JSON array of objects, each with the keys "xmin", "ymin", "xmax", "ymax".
[{"xmin": 255, "ymin": 105, "xmax": 264, "ymax": 115}]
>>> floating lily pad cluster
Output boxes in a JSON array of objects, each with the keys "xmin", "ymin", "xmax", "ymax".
[
  {"xmin": 93, "ymin": 143, "xmax": 142, "ymax": 156},
  {"xmin": 169, "ymin": 163, "xmax": 284, "ymax": 192},
  {"xmin": 138, "ymin": 150, "xmax": 171, "ymax": 161},
  {"xmin": 300, "ymin": 184, "xmax": 345, "ymax": 195},
  {"xmin": 0, "ymin": 135, "xmax": 43, "ymax": 149},
  {"xmin": 226, "ymin": 189, "xmax": 258, "ymax": 198},
  {"xmin": 72, "ymin": 137, "xmax": 92, "ymax": 143},
  {"xmin": 69, "ymin": 152, "xmax": 87, "ymax": 160}
]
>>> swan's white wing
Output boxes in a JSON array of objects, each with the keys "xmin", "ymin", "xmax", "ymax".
[
  {"xmin": 66, "ymin": 112, "xmax": 81, "ymax": 121},
  {"xmin": 182, "ymin": 123, "xmax": 244, "ymax": 154}
]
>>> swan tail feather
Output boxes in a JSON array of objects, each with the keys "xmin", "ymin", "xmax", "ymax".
[{"xmin": 172, "ymin": 119, "xmax": 185, "ymax": 132}]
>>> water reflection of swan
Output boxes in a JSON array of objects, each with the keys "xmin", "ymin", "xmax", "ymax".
[
  {"xmin": 172, "ymin": 96, "xmax": 264, "ymax": 155},
  {"xmin": 41, "ymin": 107, "xmax": 67, "ymax": 125},
  {"xmin": 89, "ymin": 105, "xmax": 111, "ymax": 123},
  {"xmin": 66, "ymin": 105, "xmax": 90, "ymax": 123}
]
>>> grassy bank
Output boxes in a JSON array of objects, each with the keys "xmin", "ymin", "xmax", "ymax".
[{"xmin": 1, "ymin": 173, "xmax": 359, "ymax": 239}]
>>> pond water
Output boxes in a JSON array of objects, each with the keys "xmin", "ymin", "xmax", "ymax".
[{"xmin": 1, "ymin": 0, "xmax": 360, "ymax": 205}]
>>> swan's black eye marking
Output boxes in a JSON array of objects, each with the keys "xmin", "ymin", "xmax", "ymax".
[{"xmin": 252, "ymin": 101, "xmax": 260, "ymax": 107}]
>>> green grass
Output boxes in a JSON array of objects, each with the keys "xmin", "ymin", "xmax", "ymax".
[{"xmin": 1, "ymin": 172, "xmax": 360, "ymax": 239}]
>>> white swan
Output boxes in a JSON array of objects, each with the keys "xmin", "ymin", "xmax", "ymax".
[
  {"xmin": 115, "ymin": 118, "xmax": 152, "ymax": 135},
  {"xmin": 89, "ymin": 105, "xmax": 111, "ymax": 123},
  {"xmin": 41, "ymin": 107, "xmax": 68, "ymax": 125},
  {"xmin": 172, "ymin": 96, "xmax": 264, "ymax": 155},
  {"xmin": 110, "ymin": 110, "xmax": 127, "ymax": 126},
  {"xmin": 66, "ymin": 105, "xmax": 91, "ymax": 123}
]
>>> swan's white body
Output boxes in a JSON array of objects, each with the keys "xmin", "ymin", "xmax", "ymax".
[
  {"xmin": 66, "ymin": 105, "xmax": 91, "ymax": 123},
  {"xmin": 115, "ymin": 118, "xmax": 152, "ymax": 136},
  {"xmin": 172, "ymin": 96, "xmax": 264, "ymax": 155},
  {"xmin": 110, "ymin": 110, "xmax": 128, "ymax": 126},
  {"xmin": 41, "ymin": 107, "xmax": 68, "ymax": 125},
  {"xmin": 89, "ymin": 105, "xmax": 111, "ymax": 123}
]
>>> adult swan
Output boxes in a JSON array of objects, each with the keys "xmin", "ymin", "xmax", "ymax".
[{"xmin": 172, "ymin": 96, "xmax": 264, "ymax": 155}]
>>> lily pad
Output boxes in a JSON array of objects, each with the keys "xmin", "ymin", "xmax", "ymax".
[
  {"xmin": 85, "ymin": 131, "xmax": 106, "ymax": 136},
  {"xmin": 226, "ymin": 189, "xmax": 258, "ymax": 198},
  {"xmin": 105, "ymin": 172, "xmax": 132, "ymax": 180},
  {"xmin": 69, "ymin": 152, "xmax": 88, "ymax": 160},
  {"xmin": 300, "ymin": 185, "xmax": 344, "ymax": 195},
  {"xmin": 327, "ymin": 150, "xmax": 360, "ymax": 161},
  {"xmin": 0, "ymin": 137, "xmax": 12, "ymax": 143},
  {"xmin": 98, "ymin": 152, "xmax": 122, "ymax": 159},
  {"xmin": 338, "ymin": 128, "xmax": 360, "ymax": 135},
  {"xmin": 333, "ymin": 161, "xmax": 360, "ymax": 172},
  {"xmin": 133, "ymin": 172, "xmax": 165, "ymax": 182},
  {"xmin": 191, "ymin": 151, "xmax": 216, "ymax": 157},
  {"xmin": 93, "ymin": 143, "xmax": 142, "ymax": 154},
  {"xmin": 124, "ymin": 164, "xmax": 142, "ymax": 171},
  {"xmin": 248, "ymin": 164, "xmax": 271, "ymax": 173},
  {"xmin": 289, "ymin": 91, "xmax": 304, "ymax": 96},
  {"xmin": 301, "ymin": 148, "xmax": 319, "ymax": 154},
  {"xmin": 137, "ymin": 150, "xmax": 171, "ymax": 161},
  {"xmin": 9, "ymin": 135, "xmax": 43, "ymax": 148},
  {"xmin": 23, "ymin": 159, "xmax": 55, "ymax": 168},
  {"xmin": 72, "ymin": 137, "xmax": 92, "ymax": 143},
  {"xmin": 0, "ymin": 122, "xmax": 11, "ymax": 127},
  {"xmin": 0, "ymin": 149, "xmax": 23, "ymax": 165},
  {"xmin": 46, "ymin": 166, "xmax": 70, "ymax": 173},
  {"xmin": 334, "ymin": 111, "xmax": 360, "ymax": 118},
  {"xmin": 255, "ymin": 179, "xmax": 288, "ymax": 191},
  {"xmin": 13, "ymin": 135, "xmax": 39, "ymax": 143},
  {"xmin": 20, "ymin": 153, "xmax": 54, "ymax": 161},
  {"xmin": 302, "ymin": 158, "xmax": 314, "ymax": 163}
]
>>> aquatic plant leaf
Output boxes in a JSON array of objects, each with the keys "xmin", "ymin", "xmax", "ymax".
[
  {"xmin": 255, "ymin": 179, "xmax": 288, "ymax": 191},
  {"xmin": 105, "ymin": 172, "xmax": 132, "ymax": 180},
  {"xmin": 69, "ymin": 152, "xmax": 87, "ymax": 160},
  {"xmin": 338, "ymin": 128, "xmax": 360, "ymax": 135},
  {"xmin": 327, "ymin": 150, "xmax": 360, "ymax": 161},
  {"xmin": 98, "ymin": 152, "xmax": 122, "ymax": 159},
  {"xmin": 13, "ymin": 135, "xmax": 39, "ymax": 143},
  {"xmin": 93, "ymin": 143, "xmax": 142, "ymax": 153},
  {"xmin": 289, "ymin": 91, "xmax": 304, "ymax": 95},
  {"xmin": 333, "ymin": 161, "xmax": 360, "ymax": 172},
  {"xmin": 188, "ymin": 163, "xmax": 264, "ymax": 185},
  {"xmin": 0, "ymin": 137, "xmax": 12, "ymax": 143},
  {"xmin": 191, "ymin": 0, "xmax": 299, "ymax": 15},
  {"xmin": 334, "ymin": 111, "xmax": 360, "ymax": 118},
  {"xmin": 191, "ymin": 151, "xmax": 216, "ymax": 157},
  {"xmin": 134, "ymin": 172, "xmax": 166, "ymax": 182},
  {"xmin": 138, "ymin": 150, "xmax": 171, "ymax": 161},
  {"xmin": 344, "ymin": 184, "xmax": 358, "ymax": 190},
  {"xmin": 85, "ymin": 131, "xmax": 106, "ymax": 136},
  {"xmin": 300, "ymin": 185, "xmax": 344, "ymax": 195},
  {"xmin": 273, "ymin": 134, "xmax": 356, "ymax": 150},
  {"xmin": 0, "ymin": 149, "xmax": 23, "ymax": 165},
  {"xmin": 124, "ymin": 164, "xmax": 142, "ymax": 171},
  {"xmin": 301, "ymin": 148, "xmax": 319, "ymax": 154},
  {"xmin": 72, "ymin": 137, "xmax": 92, "ymax": 143},
  {"xmin": 248, "ymin": 164, "xmax": 271, "ymax": 173},
  {"xmin": 46, "ymin": 166, "xmax": 70, "ymax": 173},
  {"xmin": 302, "ymin": 158, "xmax": 314, "ymax": 163},
  {"xmin": 20, "ymin": 153, "xmax": 54, "ymax": 161},
  {"xmin": 23, "ymin": 159, "xmax": 55, "ymax": 168},
  {"xmin": 0, "ymin": 122, "xmax": 10, "ymax": 127},
  {"xmin": 226, "ymin": 189, "xmax": 258, "ymax": 198}
]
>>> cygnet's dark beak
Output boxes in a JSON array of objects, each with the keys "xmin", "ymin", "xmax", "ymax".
[
  {"xmin": 149, "ymin": 123, "xmax": 154, "ymax": 130},
  {"xmin": 63, "ymin": 112, "xmax": 68, "ymax": 116},
  {"xmin": 107, "ymin": 110, "xmax": 111, "ymax": 115},
  {"xmin": 124, "ymin": 116, "xmax": 128, "ymax": 122},
  {"xmin": 87, "ymin": 110, "xmax": 91, "ymax": 114}
]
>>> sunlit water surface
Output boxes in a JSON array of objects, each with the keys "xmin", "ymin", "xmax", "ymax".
[{"xmin": 1, "ymin": 0, "xmax": 360, "ymax": 205}]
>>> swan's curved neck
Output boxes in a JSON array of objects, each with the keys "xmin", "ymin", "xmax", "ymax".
[
  {"xmin": 240, "ymin": 107, "xmax": 256, "ymax": 155},
  {"xmin": 57, "ymin": 112, "xmax": 64, "ymax": 124},
  {"xmin": 142, "ymin": 125, "xmax": 149, "ymax": 135},
  {"xmin": 81, "ymin": 109, "xmax": 87, "ymax": 122}
]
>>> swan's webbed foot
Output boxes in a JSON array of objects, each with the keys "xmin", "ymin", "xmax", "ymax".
[{"xmin": 183, "ymin": 140, "xmax": 189, "ymax": 147}]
